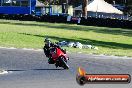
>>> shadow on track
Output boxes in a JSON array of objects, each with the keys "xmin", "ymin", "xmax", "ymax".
[
  {"xmin": 32, "ymin": 68, "xmax": 65, "ymax": 71},
  {"xmin": 7, "ymin": 68, "xmax": 65, "ymax": 72},
  {"xmin": 7, "ymin": 70, "xmax": 26, "ymax": 71}
]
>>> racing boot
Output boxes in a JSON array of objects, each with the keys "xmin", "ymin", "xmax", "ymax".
[{"xmin": 48, "ymin": 57, "xmax": 55, "ymax": 64}]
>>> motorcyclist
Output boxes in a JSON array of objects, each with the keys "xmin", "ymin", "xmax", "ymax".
[{"xmin": 43, "ymin": 38, "xmax": 66, "ymax": 64}]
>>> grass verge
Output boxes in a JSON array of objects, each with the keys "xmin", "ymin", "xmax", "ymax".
[{"xmin": 0, "ymin": 19, "xmax": 132, "ymax": 57}]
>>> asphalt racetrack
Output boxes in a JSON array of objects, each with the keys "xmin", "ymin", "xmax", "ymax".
[{"xmin": 0, "ymin": 48, "xmax": 132, "ymax": 88}]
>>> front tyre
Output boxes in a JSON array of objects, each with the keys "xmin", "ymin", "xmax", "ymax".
[{"xmin": 60, "ymin": 56, "xmax": 69, "ymax": 69}]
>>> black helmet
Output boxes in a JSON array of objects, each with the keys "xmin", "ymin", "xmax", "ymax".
[
  {"xmin": 44, "ymin": 38, "xmax": 50, "ymax": 43},
  {"xmin": 44, "ymin": 38, "xmax": 51, "ymax": 47}
]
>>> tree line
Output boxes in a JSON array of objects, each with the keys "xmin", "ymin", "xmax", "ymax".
[
  {"xmin": 41, "ymin": 0, "xmax": 81, "ymax": 7},
  {"xmin": 39, "ymin": 0, "xmax": 87, "ymax": 17}
]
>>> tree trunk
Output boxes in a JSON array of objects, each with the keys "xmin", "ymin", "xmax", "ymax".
[
  {"xmin": 62, "ymin": 0, "xmax": 68, "ymax": 13},
  {"xmin": 82, "ymin": 0, "xmax": 88, "ymax": 19},
  {"xmin": 66, "ymin": 0, "xmax": 69, "ymax": 14}
]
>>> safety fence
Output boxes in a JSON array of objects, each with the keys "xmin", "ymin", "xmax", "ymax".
[{"xmin": 0, "ymin": 14, "xmax": 131, "ymax": 29}]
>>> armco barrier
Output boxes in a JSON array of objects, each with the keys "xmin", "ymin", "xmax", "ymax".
[
  {"xmin": 39, "ymin": 15, "xmax": 67, "ymax": 23},
  {"xmin": 80, "ymin": 17, "xmax": 132, "ymax": 29},
  {"xmin": 0, "ymin": 14, "xmax": 131, "ymax": 29}
]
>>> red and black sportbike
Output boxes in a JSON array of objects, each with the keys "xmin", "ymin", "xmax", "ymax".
[{"xmin": 44, "ymin": 45, "xmax": 69, "ymax": 69}]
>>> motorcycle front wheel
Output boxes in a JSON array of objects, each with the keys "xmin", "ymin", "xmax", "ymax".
[{"xmin": 59, "ymin": 56, "xmax": 69, "ymax": 69}]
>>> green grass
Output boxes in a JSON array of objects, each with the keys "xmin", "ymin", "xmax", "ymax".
[{"xmin": 0, "ymin": 19, "xmax": 132, "ymax": 57}]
